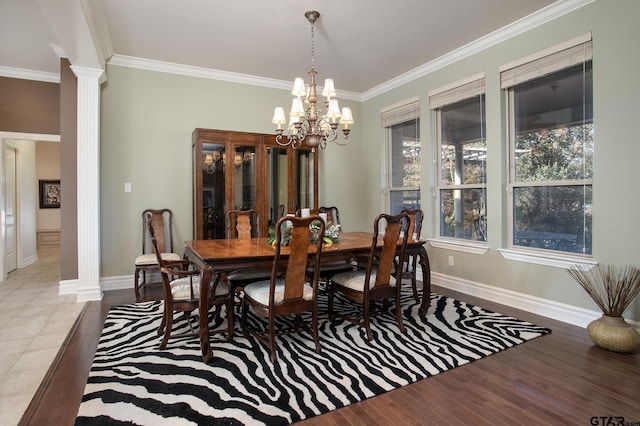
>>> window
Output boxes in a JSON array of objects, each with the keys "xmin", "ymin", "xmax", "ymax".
[
  {"xmin": 382, "ymin": 98, "xmax": 420, "ymax": 214},
  {"xmin": 501, "ymin": 34, "xmax": 593, "ymax": 255},
  {"xmin": 430, "ymin": 74, "xmax": 486, "ymax": 242}
]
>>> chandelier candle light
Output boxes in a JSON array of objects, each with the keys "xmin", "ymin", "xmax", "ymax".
[{"xmin": 272, "ymin": 11, "xmax": 354, "ymax": 150}]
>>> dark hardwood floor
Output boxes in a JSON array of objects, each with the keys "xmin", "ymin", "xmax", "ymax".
[{"xmin": 19, "ymin": 284, "xmax": 640, "ymax": 425}]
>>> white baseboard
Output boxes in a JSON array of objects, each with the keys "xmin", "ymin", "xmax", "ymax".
[
  {"xmin": 76, "ymin": 287, "xmax": 103, "ymax": 302},
  {"xmin": 430, "ymin": 271, "xmax": 640, "ymax": 330},
  {"xmin": 101, "ymin": 275, "xmax": 136, "ymax": 291},
  {"xmin": 60, "ymin": 278, "xmax": 103, "ymax": 302},
  {"xmin": 59, "ymin": 278, "xmax": 79, "ymax": 295},
  {"xmin": 21, "ymin": 254, "xmax": 38, "ymax": 268}
]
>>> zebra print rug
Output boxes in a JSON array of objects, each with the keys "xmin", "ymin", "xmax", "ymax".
[{"xmin": 75, "ymin": 292, "xmax": 550, "ymax": 425}]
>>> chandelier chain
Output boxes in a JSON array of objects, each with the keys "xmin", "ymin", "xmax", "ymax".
[{"xmin": 310, "ymin": 20, "xmax": 315, "ymax": 71}]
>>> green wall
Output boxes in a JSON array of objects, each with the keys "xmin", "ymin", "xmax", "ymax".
[
  {"xmin": 100, "ymin": 0, "xmax": 640, "ymax": 321},
  {"xmin": 359, "ymin": 0, "xmax": 640, "ymax": 321},
  {"xmin": 99, "ymin": 66, "xmax": 362, "ymax": 278}
]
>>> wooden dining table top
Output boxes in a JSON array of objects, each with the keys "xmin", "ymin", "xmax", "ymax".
[{"xmin": 184, "ymin": 231, "xmax": 424, "ymax": 264}]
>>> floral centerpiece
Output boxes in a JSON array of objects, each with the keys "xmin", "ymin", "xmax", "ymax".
[{"xmin": 267, "ymin": 220, "xmax": 341, "ymax": 247}]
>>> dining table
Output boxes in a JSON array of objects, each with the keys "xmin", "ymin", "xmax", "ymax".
[{"xmin": 183, "ymin": 231, "xmax": 431, "ymax": 362}]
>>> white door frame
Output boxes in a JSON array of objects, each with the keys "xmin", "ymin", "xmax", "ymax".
[
  {"xmin": 4, "ymin": 145, "xmax": 17, "ymax": 274},
  {"xmin": 0, "ymin": 131, "xmax": 60, "ymax": 281}
]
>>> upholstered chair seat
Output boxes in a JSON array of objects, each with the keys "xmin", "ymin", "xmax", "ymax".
[
  {"xmin": 169, "ymin": 276, "xmax": 230, "ymax": 299},
  {"xmin": 135, "ymin": 252, "xmax": 181, "ymax": 266},
  {"xmin": 331, "ymin": 270, "xmax": 397, "ymax": 291},
  {"xmin": 228, "ymin": 269, "xmax": 274, "ymax": 282},
  {"xmin": 244, "ymin": 279, "xmax": 314, "ymax": 305}
]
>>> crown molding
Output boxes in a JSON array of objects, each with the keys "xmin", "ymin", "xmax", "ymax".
[
  {"xmin": 81, "ymin": 0, "xmax": 113, "ymax": 65},
  {"xmin": 0, "ymin": 66, "xmax": 59, "ymax": 83},
  {"xmin": 107, "ymin": 54, "xmax": 362, "ymax": 102},
  {"xmin": 0, "ymin": 131, "xmax": 60, "ymax": 142},
  {"xmin": 361, "ymin": 0, "xmax": 595, "ymax": 100}
]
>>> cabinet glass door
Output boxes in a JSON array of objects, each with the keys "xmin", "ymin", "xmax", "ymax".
[
  {"xmin": 296, "ymin": 150, "xmax": 315, "ymax": 210},
  {"xmin": 233, "ymin": 146, "xmax": 257, "ymax": 211},
  {"xmin": 267, "ymin": 147, "xmax": 288, "ymax": 227},
  {"xmin": 202, "ymin": 143, "xmax": 226, "ymax": 239}
]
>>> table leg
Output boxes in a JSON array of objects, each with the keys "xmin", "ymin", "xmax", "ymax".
[
  {"xmin": 199, "ymin": 266, "xmax": 214, "ymax": 363},
  {"xmin": 417, "ymin": 245, "xmax": 431, "ymax": 318}
]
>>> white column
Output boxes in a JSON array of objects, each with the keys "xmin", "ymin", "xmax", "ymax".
[{"xmin": 72, "ymin": 66, "xmax": 104, "ymax": 302}]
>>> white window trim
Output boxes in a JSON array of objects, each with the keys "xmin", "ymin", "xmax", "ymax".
[
  {"xmin": 428, "ymin": 238, "xmax": 489, "ymax": 255},
  {"xmin": 498, "ymin": 248, "xmax": 596, "ymax": 269}
]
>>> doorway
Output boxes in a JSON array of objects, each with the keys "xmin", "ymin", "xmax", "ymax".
[{"xmin": 0, "ymin": 132, "xmax": 60, "ymax": 281}]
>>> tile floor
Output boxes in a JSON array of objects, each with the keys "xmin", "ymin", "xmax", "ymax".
[{"xmin": 0, "ymin": 248, "xmax": 84, "ymax": 425}]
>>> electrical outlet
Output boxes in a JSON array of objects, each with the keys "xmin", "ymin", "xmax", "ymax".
[
  {"xmin": 448, "ymin": 255, "xmax": 454, "ymax": 266},
  {"xmin": 124, "ymin": 182, "xmax": 131, "ymax": 192}
]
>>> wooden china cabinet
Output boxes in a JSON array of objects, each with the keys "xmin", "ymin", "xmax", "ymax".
[{"xmin": 192, "ymin": 128, "xmax": 319, "ymax": 239}]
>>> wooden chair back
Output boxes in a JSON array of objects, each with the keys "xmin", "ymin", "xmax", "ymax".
[
  {"xmin": 142, "ymin": 208, "xmax": 174, "ymax": 255},
  {"xmin": 401, "ymin": 208, "xmax": 423, "ymax": 240},
  {"xmin": 399, "ymin": 208, "xmax": 424, "ymax": 302},
  {"xmin": 318, "ymin": 206, "xmax": 341, "ymax": 227},
  {"xmin": 271, "ymin": 216, "xmax": 325, "ymax": 308},
  {"xmin": 365, "ymin": 213, "xmax": 410, "ymax": 291},
  {"xmin": 226, "ymin": 209, "xmax": 260, "ymax": 239}
]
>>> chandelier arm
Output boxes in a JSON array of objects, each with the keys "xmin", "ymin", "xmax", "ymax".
[
  {"xmin": 334, "ymin": 136, "xmax": 350, "ymax": 146},
  {"xmin": 275, "ymin": 134, "xmax": 289, "ymax": 147},
  {"xmin": 291, "ymin": 137, "xmax": 302, "ymax": 150}
]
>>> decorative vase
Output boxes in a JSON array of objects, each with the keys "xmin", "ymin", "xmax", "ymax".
[{"xmin": 587, "ymin": 315, "xmax": 640, "ymax": 354}]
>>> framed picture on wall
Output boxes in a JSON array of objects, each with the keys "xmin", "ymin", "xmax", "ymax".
[{"xmin": 39, "ymin": 179, "xmax": 61, "ymax": 208}]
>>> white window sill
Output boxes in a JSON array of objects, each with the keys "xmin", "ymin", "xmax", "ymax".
[
  {"xmin": 498, "ymin": 248, "xmax": 596, "ymax": 269},
  {"xmin": 427, "ymin": 239, "xmax": 489, "ymax": 255}
]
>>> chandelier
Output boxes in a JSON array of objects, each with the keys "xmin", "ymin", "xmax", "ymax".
[{"xmin": 272, "ymin": 11, "xmax": 354, "ymax": 150}]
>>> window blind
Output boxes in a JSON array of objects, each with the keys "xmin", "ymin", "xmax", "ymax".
[
  {"xmin": 500, "ymin": 33, "xmax": 592, "ymax": 89},
  {"xmin": 428, "ymin": 73, "xmax": 485, "ymax": 110},
  {"xmin": 381, "ymin": 96, "xmax": 419, "ymax": 128}
]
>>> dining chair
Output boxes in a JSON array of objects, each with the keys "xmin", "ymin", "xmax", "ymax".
[
  {"xmin": 227, "ymin": 209, "xmax": 260, "ymax": 239},
  {"xmin": 318, "ymin": 206, "xmax": 341, "ymax": 227},
  {"xmin": 399, "ymin": 208, "xmax": 424, "ymax": 303},
  {"xmin": 308, "ymin": 206, "xmax": 354, "ymax": 289},
  {"xmin": 148, "ymin": 217, "xmax": 233, "ymax": 350},
  {"xmin": 226, "ymin": 209, "xmax": 272, "ymax": 306},
  {"xmin": 134, "ymin": 208, "xmax": 181, "ymax": 301},
  {"xmin": 328, "ymin": 212, "xmax": 410, "ymax": 341},
  {"xmin": 241, "ymin": 215, "xmax": 325, "ymax": 362}
]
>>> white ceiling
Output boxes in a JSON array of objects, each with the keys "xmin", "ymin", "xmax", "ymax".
[{"xmin": 1, "ymin": 0, "xmax": 564, "ymax": 94}]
